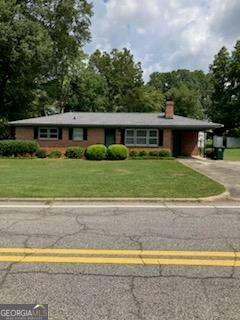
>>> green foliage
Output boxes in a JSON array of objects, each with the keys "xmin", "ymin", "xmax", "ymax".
[
  {"xmin": 148, "ymin": 69, "xmax": 210, "ymax": 118},
  {"xmin": 205, "ymin": 139, "xmax": 213, "ymax": 148},
  {"xmin": 89, "ymin": 48, "xmax": 145, "ymax": 111},
  {"xmin": 65, "ymin": 146, "xmax": 84, "ymax": 159},
  {"xmin": 226, "ymin": 128, "xmax": 240, "ymax": 138},
  {"xmin": 68, "ymin": 66, "xmax": 109, "ymax": 112},
  {"xmin": 0, "ymin": 119, "xmax": 9, "ymax": 140},
  {"xmin": 0, "ymin": 140, "xmax": 39, "ymax": 157},
  {"xmin": 138, "ymin": 150, "xmax": 147, "ymax": 157},
  {"xmin": 48, "ymin": 150, "xmax": 62, "ymax": 158},
  {"xmin": 209, "ymin": 41, "xmax": 240, "ymax": 130},
  {"xmin": 0, "ymin": 0, "xmax": 93, "ymax": 120},
  {"xmin": 107, "ymin": 144, "xmax": 128, "ymax": 160},
  {"xmin": 148, "ymin": 150, "xmax": 159, "ymax": 157},
  {"xmin": 36, "ymin": 149, "xmax": 47, "ymax": 159},
  {"xmin": 85, "ymin": 144, "xmax": 107, "ymax": 160},
  {"xmin": 158, "ymin": 148, "xmax": 171, "ymax": 157},
  {"xmin": 129, "ymin": 148, "xmax": 171, "ymax": 158}
]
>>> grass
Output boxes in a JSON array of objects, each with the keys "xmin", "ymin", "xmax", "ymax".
[
  {"xmin": 224, "ymin": 148, "xmax": 240, "ymax": 161},
  {"xmin": 0, "ymin": 159, "xmax": 224, "ymax": 198}
]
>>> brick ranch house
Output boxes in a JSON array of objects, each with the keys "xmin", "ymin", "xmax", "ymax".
[{"xmin": 9, "ymin": 100, "xmax": 222, "ymax": 157}]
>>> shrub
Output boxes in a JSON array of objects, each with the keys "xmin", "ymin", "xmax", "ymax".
[
  {"xmin": 65, "ymin": 146, "xmax": 84, "ymax": 159},
  {"xmin": 48, "ymin": 150, "xmax": 62, "ymax": 158},
  {"xmin": 138, "ymin": 150, "xmax": 147, "ymax": 157},
  {"xmin": 129, "ymin": 150, "xmax": 137, "ymax": 157},
  {"xmin": 107, "ymin": 144, "xmax": 128, "ymax": 160},
  {"xmin": 158, "ymin": 148, "xmax": 171, "ymax": 157},
  {"xmin": 85, "ymin": 144, "xmax": 107, "ymax": 160},
  {"xmin": 0, "ymin": 140, "xmax": 39, "ymax": 157},
  {"xmin": 148, "ymin": 150, "xmax": 159, "ymax": 157},
  {"xmin": 205, "ymin": 139, "xmax": 213, "ymax": 149},
  {"xmin": 36, "ymin": 149, "xmax": 47, "ymax": 159}
]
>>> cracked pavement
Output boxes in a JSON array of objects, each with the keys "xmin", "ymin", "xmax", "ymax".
[{"xmin": 0, "ymin": 204, "xmax": 240, "ymax": 319}]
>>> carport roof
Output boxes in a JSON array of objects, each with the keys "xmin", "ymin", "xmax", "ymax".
[{"xmin": 9, "ymin": 112, "xmax": 223, "ymax": 130}]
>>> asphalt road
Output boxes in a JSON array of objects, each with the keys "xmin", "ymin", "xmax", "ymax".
[{"xmin": 0, "ymin": 203, "xmax": 240, "ymax": 320}]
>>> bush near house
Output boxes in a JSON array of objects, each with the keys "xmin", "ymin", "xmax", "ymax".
[
  {"xmin": 158, "ymin": 148, "xmax": 171, "ymax": 157},
  {"xmin": 85, "ymin": 144, "xmax": 107, "ymax": 160},
  {"xmin": 65, "ymin": 146, "xmax": 84, "ymax": 159},
  {"xmin": 0, "ymin": 140, "xmax": 39, "ymax": 157},
  {"xmin": 129, "ymin": 147, "xmax": 172, "ymax": 159},
  {"xmin": 107, "ymin": 144, "xmax": 128, "ymax": 160},
  {"xmin": 36, "ymin": 149, "xmax": 47, "ymax": 158},
  {"xmin": 48, "ymin": 150, "xmax": 62, "ymax": 158}
]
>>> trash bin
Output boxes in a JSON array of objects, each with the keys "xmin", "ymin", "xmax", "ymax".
[{"xmin": 213, "ymin": 147, "xmax": 225, "ymax": 160}]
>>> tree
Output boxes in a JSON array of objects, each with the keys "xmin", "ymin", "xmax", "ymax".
[
  {"xmin": 148, "ymin": 69, "xmax": 211, "ymax": 118},
  {"xmin": 209, "ymin": 46, "xmax": 232, "ymax": 129},
  {"xmin": 121, "ymin": 86, "xmax": 165, "ymax": 112},
  {"xmin": 168, "ymin": 85, "xmax": 203, "ymax": 118},
  {"xmin": 89, "ymin": 48, "xmax": 144, "ymax": 111},
  {"xmin": 228, "ymin": 40, "xmax": 240, "ymax": 129},
  {"xmin": 0, "ymin": 0, "xmax": 93, "ymax": 120},
  {"xmin": 69, "ymin": 67, "xmax": 109, "ymax": 112}
]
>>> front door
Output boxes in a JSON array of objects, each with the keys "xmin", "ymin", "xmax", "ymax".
[
  {"xmin": 105, "ymin": 128, "xmax": 116, "ymax": 146},
  {"xmin": 172, "ymin": 131, "xmax": 182, "ymax": 157}
]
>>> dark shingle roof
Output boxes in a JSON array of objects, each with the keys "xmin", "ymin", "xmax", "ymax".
[{"xmin": 9, "ymin": 112, "xmax": 223, "ymax": 130}]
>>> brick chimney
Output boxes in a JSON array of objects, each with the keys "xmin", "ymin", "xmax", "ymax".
[{"xmin": 165, "ymin": 98, "xmax": 174, "ymax": 119}]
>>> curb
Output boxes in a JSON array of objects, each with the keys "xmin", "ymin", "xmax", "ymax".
[{"xmin": 0, "ymin": 191, "xmax": 231, "ymax": 204}]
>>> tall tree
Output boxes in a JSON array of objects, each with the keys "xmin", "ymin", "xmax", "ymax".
[
  {"xmin": 228, "ymin": 40, "xmax": 240, "ymax": 129},
  {"xmin": 148, "ymin": 69, "xmax": 211, "ymax": 118},
  {"xmin": 0, "ymin": 0, "xmax": 93, "ymax": 120},
  {"xmin": 89, "ymin": 48, "xmax": 144, "ymax": 111},
  {"xmin": 209, "ymin": 46, "xmax": 232, "ymax": 128}
]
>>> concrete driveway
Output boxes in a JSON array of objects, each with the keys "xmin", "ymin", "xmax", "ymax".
[{"xmin": 179, "ymin": 158, "xmax": 240, "ymax": 200}]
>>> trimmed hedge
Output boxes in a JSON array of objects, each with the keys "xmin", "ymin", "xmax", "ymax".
[
  {"xmin": 129, "ymin": 147, "xmax": 172, "ymax": 159},
  {"xmin": 65, "ymin": 146, "xmax": 84, "ymax": 159},
  {"xmin": 36, "ymin": 149, "xmax": 47, "ymax": 158},
  {"xmin": 48, "ymin": 150, "xmax": 62, "ymax": 158},
  {"xmin": 0, "ymin": 140, "xmax": 39, "ymax": 157},
  {"xmin": 158, "ymin": 148, "xmax": 171, "ymax": 157},
  {"xmin": 85, "ymin": 144, "xmax": 107, "ymax": 160},
  {"xmin": 148, "ymin": 150, "xmax": 159, "ymax": 157},
  {"xmin": 107, "ymin": 144, "xmax": 128, "ymax": 160}
]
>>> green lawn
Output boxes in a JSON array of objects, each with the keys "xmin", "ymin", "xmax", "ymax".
[
  {"xmin": 0, "ymin": 159, "xmax": 224, "ymax": 198},
  {"xmin": 224, "ymin": 148, "xmax": 240, "ymax": 161}
]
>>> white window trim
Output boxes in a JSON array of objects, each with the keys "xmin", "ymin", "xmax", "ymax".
[
  {"xmin": 73, "ymin": 128, "xmax": 84, "ymax": 141},
  {"xmin": 125, "ymin": 128, "xmax": 159, "ymax": 147},
  {"xmin": 38, "ymin": 127, "xmax": 59, "ymax": 140}
]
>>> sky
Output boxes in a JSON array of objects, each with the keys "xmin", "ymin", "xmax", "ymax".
[{"xmin": 86, "ymin": 0, "xmax": 240, "ymax": 81}]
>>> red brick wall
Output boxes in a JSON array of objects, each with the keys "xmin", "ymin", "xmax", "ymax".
[
  {"xmin": 181, "ymin": 131, "xmax": 199, "ymax": 156},
  {"xmin": 15, "ymin": 127, "xmax": 34, "ymax": 140},
  {"xmin": 14, "ymin": 126, "xmax": 198, "ymax": 156},
  {"xmin": 39, "ymin": 128, "xmax": 105, "ymax": 152},
  {"xmin": 15, "ymin": 127, "xmax": 105, "ymax": 152}
]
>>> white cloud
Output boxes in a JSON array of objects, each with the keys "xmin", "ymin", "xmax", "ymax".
[{"xmin": 86, "ymin": 0, "xmax": 240, "ymax": 80}]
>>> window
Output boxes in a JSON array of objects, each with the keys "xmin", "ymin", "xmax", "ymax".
[
  {"xmin": 125, "ymin": 129, "xmax": 134, "ymax": 145},
  {"xmin": 125, "ymin": 129, "xmax": 159, "ymax": 146},
  {"xmin": 149, "ymin": 130, "xmax": 158, "ymax": 145},
  {"xmin": 73, "ymin": 128, "xmax": 83, "ymax": 141},
  {"xmin": 39, "ymin": 127, "xmax": 58, "ymax": 140},
  {"xmin": 136, "ymin": 129, "xmax": 147, "ymax": 145}
]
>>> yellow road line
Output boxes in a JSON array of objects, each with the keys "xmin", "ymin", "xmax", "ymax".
[
  {"xmin": 0, "ymin": 255, "xmax": 239, "ymax": 267},
  {"xmin": 0, "ymin": 247, "xmax": 239, "ymax": 258}
]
